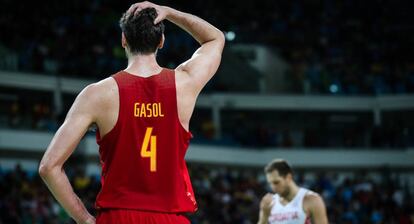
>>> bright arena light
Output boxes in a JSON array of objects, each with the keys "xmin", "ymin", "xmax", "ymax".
[
  {"xmin": 329, "ymin": 84, "xmax": 339, "ymax": 93},
  {"xmin": 225, "ymin": 31, "xmax": 236, "ymax": 41}
]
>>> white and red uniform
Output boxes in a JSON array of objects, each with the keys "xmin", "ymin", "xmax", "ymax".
[{"xmin": 268, "ymin": 188, "xmax": 312, "ymax": 224}]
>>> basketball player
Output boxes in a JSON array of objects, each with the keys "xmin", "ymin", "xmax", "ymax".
[
  {"xmin": 39, "ymin": 2, "xmax": 224, "ymax": 223},
  {"xmin": 258, "ymin": 159, "xmax": 328, "ymax": 224}
]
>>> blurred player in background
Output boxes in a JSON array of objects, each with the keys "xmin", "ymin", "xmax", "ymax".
[
  {"xmin": 38, "ymin": 1, "xmax": 224, "ymax": 223},
  {"xmin": 258, "ymin": 159, "xmax": 328, "ymax": 224}
]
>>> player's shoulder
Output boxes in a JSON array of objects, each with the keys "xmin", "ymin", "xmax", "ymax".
[
  {"xmin": 84, "ymin": 77, "xmax": 116, "ymax": 93},
  {"xmin": 96, "ymin": 77, "xmax": 117, "ymax": 91},
  {"xmin": 174, "ymin": 67, "xmax": 197, "ymax": 93},
  {"xmin": 174, "ymin": 67, "xmax": 191, "ymax": 81},
  {"xmin": 77, "ymin": 77, "xmax": 117, "ymax": 105},
  {"xmin": 303, "ymin": 189, "xmax": 321, "ymax": 201},
  {"xmin": 303, "ymin": 189, "xmax": 325, "ymax": 210}
]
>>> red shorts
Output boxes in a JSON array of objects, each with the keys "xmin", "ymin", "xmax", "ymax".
[{"xmin": 96, "ymin": 209, "xmax": 190, "ymax": 224}]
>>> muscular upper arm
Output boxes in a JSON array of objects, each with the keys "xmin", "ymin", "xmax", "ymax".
[
  {"xmin": 305, "ymin": 193, "xmax": 329, "ymax": 224},
  {"xmin": 39, "ymin": 84, "xmax": 101, "ymax": 169},
  {"xmin": 176, "ymin": 34, "xmax": 225, "ymax": 94}
]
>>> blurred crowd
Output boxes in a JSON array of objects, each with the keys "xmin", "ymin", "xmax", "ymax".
[
  {"xmin": 0, "ymin": 0, "xmax": 413, "ymax": 94},
  {"xmin": 191, "ymin": 110, "xmax": 414, "ymax": 149},
  {"xmin": 1, "ymin": 164, "xmax": 413, "ymax": 223},
  {"xmin": 4, "ymin": 100, "xmax": 58, "ymax": 132},
  {"xmin": 0, "ymin": 0, "xmax": 195, "ymax": 80},
  {"xmin": 1, "ymin": 97, "xmax": 414, "ymax": 149}
]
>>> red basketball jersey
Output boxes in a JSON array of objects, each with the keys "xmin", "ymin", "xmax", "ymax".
[{"xmin": 95, "ymin": 69, "xmax": 197, "ymax": 213}]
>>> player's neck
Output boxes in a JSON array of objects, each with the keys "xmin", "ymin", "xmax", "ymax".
[
  {"xmin": 285, "ymin": 183, "xmax": 300, "ymax": 202},
  {"xmin": 125, "ymin": 53, "xmax": 162, "ymax": 77}
]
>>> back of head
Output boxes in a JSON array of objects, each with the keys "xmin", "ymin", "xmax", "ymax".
[
  {"xmin": 264, "ymin": 159, "xmax": 293, "ymax": 177},
  {"xmin": 119, "ymin": 8, "xmax": 165, "ymax": 55}
]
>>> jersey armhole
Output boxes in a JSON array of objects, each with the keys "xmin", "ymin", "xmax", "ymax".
[
  {"xmin": 171, "ymin": 69, "xmax": 193, "ymax": 139},
  {"xmin": 302, "ymin": 190, "xmax": 313, "ymax": 219},
  {"xmin": 97, "ymin": 76, "xmax": 121, "ymax": 143}
]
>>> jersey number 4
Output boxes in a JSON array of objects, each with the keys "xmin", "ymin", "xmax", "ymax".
[{"xmin": 141, "ymin": 127, "xmax": 157, "ymax": 172}]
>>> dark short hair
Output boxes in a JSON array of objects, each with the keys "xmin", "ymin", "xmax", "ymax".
[
  {"xmin": 119, "ymin": 8, "xmax": 165, "ymax": 54},
  {"xmin": 264, "ymin": 159, "xmax": 293, "ymax": 177}
]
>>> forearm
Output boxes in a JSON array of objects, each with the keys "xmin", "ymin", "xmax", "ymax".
[
  {"xmin": 164, "ymin": 7, "xmax": 223, "ymax": 45},
  {"xmin": 257, "ymin": 210, "xmax": 269, "ymax": 224},
  {"xmin": 40, "ymin": 167, "xmax": 94, "ymax": 224}
]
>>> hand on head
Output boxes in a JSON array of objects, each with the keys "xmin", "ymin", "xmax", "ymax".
[{"xmin": 127, "ymin": 1, "xmax": 167, "ymax": 24}]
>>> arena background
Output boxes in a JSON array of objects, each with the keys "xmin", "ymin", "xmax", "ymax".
[{"xmin": 0, "ymin": 0, "xmax": 413, "ymax": 223}]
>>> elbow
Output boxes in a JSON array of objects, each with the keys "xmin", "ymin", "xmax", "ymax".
[
  {"xmin": 38, "ymin": 161, "xmax": 58, "ymax": 178},
  {"xmin": 38, "ymin": 163, "xmax": 51, "ymax": 178},
  {"xmin": 217, "ymin": 31, "xmax": 226, "ymax": 47}
]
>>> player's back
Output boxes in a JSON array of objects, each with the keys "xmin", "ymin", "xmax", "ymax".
[{"xmin": 95, "ymin": 68, "xmax": 197, "ymax": 213}]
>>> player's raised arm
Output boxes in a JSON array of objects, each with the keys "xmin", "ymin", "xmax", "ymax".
[
  {"xmin": 129, "ymin": 1, "xmax": 225, "ymax": 94},
  {"xmin": 38, "ymin": 84, "xmax": 101, "ymax": 224}
]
